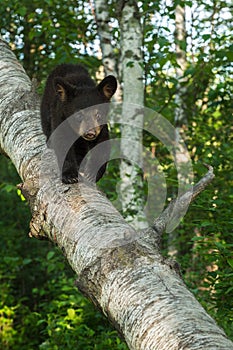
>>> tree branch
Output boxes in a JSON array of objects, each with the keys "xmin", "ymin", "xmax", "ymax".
[
  {"xmin": 152, "ymin": 164, "xmax": 215, "ymax": 237},
  {"xmin": 1, "ymin": 39, "xmax": 232, "ymax": 350}
]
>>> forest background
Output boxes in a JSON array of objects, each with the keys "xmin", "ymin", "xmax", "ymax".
[{"xmin": 0, "ymin": 0, "xmax": 232, "ymax": 349}]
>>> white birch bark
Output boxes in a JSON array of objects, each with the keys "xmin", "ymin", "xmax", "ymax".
[
  {"xmin": 174, "ymin": 4, "xmax": 187, "ymax": 126},
  {"xmin": 168, "ymin": 4, "xmax": 188, "ymax": 256},
  {"xmin": 119, "ymin": 1, "xmax": 147, "ymax": 229},
  {"xmin": 92, "ymin": 0, "xmax": 122, "ymax": 102},
  {"xmin": 0, "ymin": 39, "xmax": 233, "ymax": 350}
]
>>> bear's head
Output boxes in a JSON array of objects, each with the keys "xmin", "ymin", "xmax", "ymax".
[{"xmin": 53, "ymin": 75, "xmax": 117, "ymax": 140}]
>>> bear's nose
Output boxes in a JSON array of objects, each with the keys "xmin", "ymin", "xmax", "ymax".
[{"xmin": 83, "ymin": 130, "xmax": 96, "ymax": 140}]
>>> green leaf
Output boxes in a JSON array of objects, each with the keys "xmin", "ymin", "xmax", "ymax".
[
  {"xmin": 202, "ymin": 34, "xmax": 211, "ymax": 41},
  {"xmin": 215, "ymin": 241, "xmax": 226, "ymax": 251},
  {"xmin": 17, "ymin": 188, "xmax": 26, "ymax": 201},
  {"xmin": 18, "ymin": 6, "xmax": 27, "ymax": 17},
  {"xmin": 67, "ymin": 308, "xmax": 76, "ymax": 319},
  {"xmin": 227, "ymin": 258, "xmax": 233, "ymax": 269},
  {"xmin": 22, "ymin": 258, "xmax": 32, "ymax": 265},
  {"xmin": 47, "ymin": 251, "xmax": 55, "ymax": 260},
  {"xmin": 126, "ymin": 61, "xmax": 134, "ymax": 68}
]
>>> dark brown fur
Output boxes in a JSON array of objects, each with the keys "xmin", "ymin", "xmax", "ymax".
[{"xmin": 41, "ymin": 64, "xmax": 117, "ymax": 183}]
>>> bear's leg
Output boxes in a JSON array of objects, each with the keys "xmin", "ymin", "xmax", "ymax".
[
  {"xmin": 85, "ymin": 141, "xmax": 110, "ymax": 182},
  {"xmin": 62, "ymin": 146, "xmax": 81, "ymax": 184}
]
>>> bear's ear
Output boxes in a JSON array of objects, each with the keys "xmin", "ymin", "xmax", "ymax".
[
  {"xmin": 54, "ymin": 78, "xmax": 75, "ymax": 102},
  {"xmin": 98, "ymin": 75, "xmax": 117, "ymax": 100}
]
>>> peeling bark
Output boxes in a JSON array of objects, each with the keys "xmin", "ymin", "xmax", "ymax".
[
  {"xmin": 92, "ymin": 0, "xmax": 122, "ymax": 102},
  {"xmin": 0, "ymin": 39, "xmax": 232, "ymax": 350},
  {"xmin": 119, "ymin": 1, "xmax": 147, "ymax": 229}
]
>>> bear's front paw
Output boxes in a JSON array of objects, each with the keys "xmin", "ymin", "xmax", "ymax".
[
  {"xmin": 62, "ymin": 175, "xmax": 80, "ymax": 184},
  {"xmin": 62, "ymin": 172, "xmax": 80, "ymax": 184}
]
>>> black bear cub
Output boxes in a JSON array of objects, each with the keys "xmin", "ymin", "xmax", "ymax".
[{"xmin": 41, "ymin": 64, "xmax": 117, "ymax": 183}]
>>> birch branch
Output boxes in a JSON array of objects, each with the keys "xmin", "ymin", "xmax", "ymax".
[
  {"xmin": 153, "ymin": 164, "xmax": 215, "ymax": 237},
  {"xmin": 0, "ymin": 39, "xmax": 232, "ymax": 350}
]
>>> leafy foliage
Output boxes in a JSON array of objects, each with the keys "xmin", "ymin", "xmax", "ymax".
[{"xmin": 0, "ymin": 0, "xmax": 233, "ymax": 346}]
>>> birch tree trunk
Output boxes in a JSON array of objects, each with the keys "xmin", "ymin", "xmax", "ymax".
[
  {"xmin": 174, "ymin": 4, "xmax": 187, "ymax": 127},
  {"xmin": 118, "ymin": 1, "xmax": 147, "ymax": 229},
  {"xmin": 168, "ymin": 4, "xmax": 188, "ymax": 256},
  {"xmin": 93, "ymin": 0, "xmax": 122, "ymax": 102},
  {"xmin": 93, "ymin": 1, "xmax": 147, "ymax": 229},
  {"xmin": 0, "ymin": 39, "xmax": 233, "ymax": 350}
]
